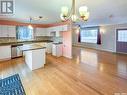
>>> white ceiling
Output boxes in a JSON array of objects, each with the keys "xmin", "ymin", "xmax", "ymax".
[{"xmin": 0, "ymin": 0, "xmax": 127, "ymax": 26}]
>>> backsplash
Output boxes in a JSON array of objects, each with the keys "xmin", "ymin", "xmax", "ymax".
[
  {"xmin": 0, "ymin": 25, "xmax": 63, "ymax": 43},
  {"xmin": 52, "ymin": 37, "xmax": 63, "ymax": 43},
  {"xmin": 0, "ymin": 36, "xmax": 62, "ymax": 43}
]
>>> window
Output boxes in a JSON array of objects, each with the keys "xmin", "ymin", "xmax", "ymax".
[
  {"xmin": 80, "ymin": 27, "xmax": 99, "ymax": 43},
  {"xmin": 16, "ymin": 26, "xmax": 34, "ymax": 40},
  {"xmin": 118, "ymin": 29, "xmax": 127, "ymax": 42}
]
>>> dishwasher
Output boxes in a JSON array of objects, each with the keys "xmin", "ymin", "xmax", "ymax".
[{"xmin": 11, "ymin": 44, "xmax": 23, "ymax": 59}]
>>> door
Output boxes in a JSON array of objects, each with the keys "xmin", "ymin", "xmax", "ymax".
[{"xmin": 116, "ymin": 29, "xmax": 127, "ymax": 53}]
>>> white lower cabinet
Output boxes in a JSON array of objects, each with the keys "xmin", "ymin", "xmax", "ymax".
[
  {"xmin": 24, "ymin": 48, "xmax": 46, "ymax": 70},
  {"xmin": 52, "ymin": 44, "xmax": 62, "ymax": 57},
  {"xmin": 0, "ymin": 45, "xmax": 11, "ymax": 61},
  {"xmin": 46, "ymin": 42, "xmax": 52, "ymax": 53},
  {"xmin": 35, "ymin": 42, "xmax": 52, "ymax": 53}
]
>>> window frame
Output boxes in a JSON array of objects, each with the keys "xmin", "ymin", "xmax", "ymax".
[
  {"xmin": 117, "ymin": 29, "xmax": 127, "ymax": 42},
  {"xmin": 80, "ymin": 26, "xmax": 99, "ymax": 44},
  {"xmin": 16, "ymin": 26, "xmax": 34, "ymax": 40}
]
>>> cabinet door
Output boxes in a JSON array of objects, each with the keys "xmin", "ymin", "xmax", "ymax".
[
  {"xmin": 1, "ymin": 25, "xmax": 8, "ymax": 37},
  {"xmin": 46, "ymin": 43, "xmax": 52, "ymax": 53},
  {"xmin": 56, "ymin": 31, "xmax": 62, "ymax": 37},
  {"xmin": 0, "ymin": 46, "xmax": 11, "ymax": 60},
  {"xmin": 56, "ymin": 44, "xmax": 62, "ymax": 57},
  {"xmin": 36, "ymin": 28, "xmax": 47, "ymax": 36},
  {"xmin": 52, "ymin": 27, "xmax": 58, "ymax": 32},
  {"xmin": 47, "ymin": 27, "xmax": 52, "ymax": 32},
  {"xmin": 47, "ymin": 25, "xmax": 69, "ymax": 36},
  {"xmin": 63, "ymin": 25, "xmax": 68, "ymax": 31},
  {"xmin": 52, "ymin": 44, "xmax": 57, "ymax": 56},
  {"xmin": 35, "ymin": 28, "xmax": 41, "ymax": 36},
  {"xmin": 0, "ymin": 26, "xmax": 2, "ymax": 37},
  {"xmin": 8, "ymin": 26, "xmax": 16, "ymax": 37},
  {"xmin": 55, "ymin": 26, "xmax": 60, "ymax": 31}
]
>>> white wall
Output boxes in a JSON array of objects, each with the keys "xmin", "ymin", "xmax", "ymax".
[{"xmin": 72, "ymin": 23, "xmax": 127, "ymax": 52}]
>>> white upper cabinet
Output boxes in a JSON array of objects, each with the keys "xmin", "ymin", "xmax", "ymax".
[
  {"xmin": 46, "ymin": 25, "xmax": 69, "ymax": 37},
  {"xmin": 35, "ymin": 28, "xmax": 48, "ymax": 36},
  {"xmin": 8, "ymin": 26, "xmax": 16, "ymax": 37},
  {"xmin": 0, "ymin": 25, "xmax": 8, "ymax": 37},
  {"xmin": 0, "ymin": 24, "xmax": 69, "ymax": 37},
  {"xmin": 47, "ymin": 26, "xmax": 59, "ymax": 32},
  {"xmin": 56, "ymin": 31, "xmax": 62, "ymax": 37},
  {"xmin": 48, "ymin": 25, "xmax": 69, "ymax": 32},
  {"xmin": 59, "ymin": 25, "xmax": 69, "ymax": 32},
  {"xmin": 0, "ymin": 25, "xmax": 16, "ymax": 37}
]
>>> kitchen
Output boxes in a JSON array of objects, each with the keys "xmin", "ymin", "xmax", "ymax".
[
  {"xmin": 1, "ymin": 0, "xmax": 127, "ymax": 94},
  {"xmin": 0, "ymin": 22, "xmax": 72, "ymax": 70}
]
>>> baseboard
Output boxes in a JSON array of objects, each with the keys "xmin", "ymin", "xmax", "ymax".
[
  {"xmin": 116, "ymin": 52, "xmax": 127, "ymax": 55},
  {"xmin": 72, "ymin": 44, "xmax": 116, "ymax": 53},
  {"xmin": 0, "ymin": 58, "xmax": 11, "ymax": 62},
  {"xmin": 63, "ymin": 55, "xmax": 72, "ymax": 59}
]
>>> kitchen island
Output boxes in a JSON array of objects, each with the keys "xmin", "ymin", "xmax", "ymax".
[{"xmin": 18, "ymin": 44, "xmax": 46, "ymax": 70}]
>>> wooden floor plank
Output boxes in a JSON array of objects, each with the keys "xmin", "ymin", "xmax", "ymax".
[{"xmin": 0, "ymin": 47, "xmax": 127, "ymax": 95}]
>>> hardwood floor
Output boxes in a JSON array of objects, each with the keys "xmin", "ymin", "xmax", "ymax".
[{"xmin": 0, "ymin": 46, "xmax": 127, "ymax": 95}]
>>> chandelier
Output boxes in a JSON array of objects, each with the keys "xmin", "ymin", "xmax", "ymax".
[
  {"xmin": 60, "ymin": 0, "xmax": 89, "ymax": 22},
  {"xmin": 28, "ymin": 16, "xmax": 46, "ymax": 29}
]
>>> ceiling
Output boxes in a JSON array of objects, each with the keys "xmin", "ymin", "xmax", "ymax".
[{"xmin": 0, "ymin": 0, "xmax": 127, "ymax": 26}]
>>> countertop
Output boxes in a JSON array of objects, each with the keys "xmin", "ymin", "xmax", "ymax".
[
  {"xmin": 0, "ymin": 39, "xmax": 53, "ymax": 46},
  {"xmin": 18, "ymin": 44, "xmax": 46, "ymax": 51},
  {"xmin": 52, "ymin": 42, "xmax": 63, "ymax": 45}
]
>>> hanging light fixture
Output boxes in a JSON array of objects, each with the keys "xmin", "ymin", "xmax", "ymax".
[
  {"xmin": 28, "ymin": 17, "xmax": 33, "ymax": 29},
  {"xmin": 60, "ymin": 0, "xmax": 89, "ymax": 22}
]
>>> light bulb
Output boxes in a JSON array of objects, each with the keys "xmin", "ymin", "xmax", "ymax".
[
  {"xmin": 61, "ymin": 6, "xmax": 68, "ymax": 16},
  {"xmin": 28, "ymin": 25, "xmax": 33, "ymax": 29},
  {"xmin": 79, "ymin": 6, "xmax": 88, "ymax": 17},
  {"xmin": 60, "ymin": 13, "xmax": 66, "ymax": 21},
  {"xmin": 71, "ymin": 15, "xmax": 77, "ymax": 22},
  {"xmin": 76, "ymin": 28, "xmax": 80, "ymax": 34},
  {"xmin": 82, "ymin": 12, "xmax": 90, "ymax": 21}
]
